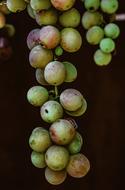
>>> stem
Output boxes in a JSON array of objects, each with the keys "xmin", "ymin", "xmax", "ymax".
[
  {"xmin": 110, "ymin": 13, "xmax": 125, "ymax": 22},
  {"xmin": 54, "ymin": 86, "xmax": 58, "ymax": 98}
]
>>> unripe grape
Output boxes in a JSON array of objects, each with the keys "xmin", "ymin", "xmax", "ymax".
[
  {"xmin": 104, "ymin": 23, "xmax": 120, "ymax": 39},
  {"xmin": 59, "ymin": 8, "xmax": 80, "ymax": 28},
  {"xmin": 30, "ymin": 0, "xmax": 51, "ymax": 11},
  {"xmin": 60, "ymin": 89, "xmax": 83, "ymax": 111},
  {"xmin": 45, "ymin": 145, "xmax": 69, "ymax": 171},
  {"xmin": 81, "ymin": 11, "xmax": 103, "ymax": 30},
  {"xmin": 67, "ymin": 132, "xmax": 83, "ymax": 154},
  {"xmin": 51, "ymin": 0, "xmax": 75, "ymax": 11},
  {"xmin": 35, "ymin": 68, "xmax": 49, "ymax": 86},
  {"xmin": 44, "ymin": 61, "xmax": 66, "ymax": 86},
  {"xmin": 45, "ymin": 167, "xmax": 67, "ymax": 185},
  {"xmin": 6, "ymin": 0, "xmax": 26, "ymax": 13},
  {"xmin": 66, "ymin": 98, "xmax": 87, "ymax": 116},
  {"xmin": 0, "ymin": 12, "xmax": 6, "ymax": 29},
  {"xmin": 29, "ymin": 45, "xmax": 53, "ymax": 68},
  {"xmin": 31, "ymin": 151, "xmax": 46, "ymax": 168},
  {"xmin": 40, "ymin": 100, "xmax": 63, "ymax": 123},
  {"xmin": 49, "ymin": 119, "xmax": 76, "ymax": 145},
  {"xmin": 27, "ymin": 4, "xmax": 35, "ymax": 19},
  {"xmin": 27, "ymin": 86, "xmax": 49, "ymax": 107},
  {"xmin": 100, "ymin": 0, "xmax": 119, "ymax": 14},
  {"xmin": 4, "ymin": 24, "xmax": 15, "ymax": 37},
  {"xmin": 60, "ymin": 28, "xmax": 82, "ymax": 53},
  {"xmin": 0, "ymin": 37, "xmax": 13, "ymax": 62},
  {"xmin": 99, "ymin": 38, "xmax": 115, "ymax": 53},
  {"xmin": 86, "ymin": 26, "xmax": 104, "ymax": 45},
  {"xmin": 67, "ymin": 153, "xmax": 90, "ymax": 178},
  {"xmin": 39, "ymin": 25, "xmax": 60, "ymax": 49},
  {"xmin": 29, "ymin": 127, "xmax": 52, "ymax": 152},
  {"xmin": 0, "ymin": 1, "xmax": 10, "ymax": 15},
  {"xmin": 84, "ymin": 0, "xmax": 100, "ymax": 12},
  {"xmin": 27, "ymin": 29, "xmax": 40, "ymax": 50},
  {"xmin": 62, "ymin": 61, "xmax": 77, "ymax": 83},
  {"xmin": 55, "ymin": 46, "xmax": 63, "ymax": 56},
  {"xmin": 94, "ymin": 49, "xmax": 112, "ymax": 66}
]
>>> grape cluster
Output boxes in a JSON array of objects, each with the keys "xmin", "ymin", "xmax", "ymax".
[
  {"xmin": 0, "ymin": 1, "xmax": 15, "ymax": 61},
  {"xmin": 81, "ymin": 0, "xmax": 120, "ymax": 66}
]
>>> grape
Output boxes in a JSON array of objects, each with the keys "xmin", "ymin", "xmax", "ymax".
[
  {"xmin": 104, "ymin": 23, "xmax": 120, "ymax": 39},
  {"xmin": 66, "ymin": 153, "xmax": 90, "ymax": 178},
  {"xmin": 81, "ymin": 11, "xmax": 103, "ymax": 30},
  {"xmin": 45, "ymin": 167, "xmax": 67, "ymax": 185},
  {"xmin": 0, "ymin": 37, "xmax": 12, "ymax": 62},
  {"xmin": 29, "ymin": 127, "xmax": 52, "ymax": 153},
  {"xmin": 51, "ymin": 0, "xmax": 76, "ymax": 11},
  {"xmin": 60, "ymin": 28, "xmax": 82, "ymax": 53},
  {"xmin": 100, "ymin": 0, "xmax": 119, "ymax": 14},
  {"xmin": 31, "ymin": 151, "xmax": 46, "ymax": 168},
  {"xmin": 4, "ymin": 24, "xmax": 15, "ymax": 37},
  {"xmin": 0, "ymin": 12, "xmax": 6, "ymax": 29},
  {"xmin": 39, "ymin": 25, "xmax": 60, "ymax": 49},
  {"xmin": 94, "ymin": 49, "xmax": 112, "ymax": 66},
  {"xmin": 66, "ymin": 98, "xmax": 87, "ymax": 117},
  {"xmin": 44, "ymin": 61, "xmax": 66, "ymax": 86},
  {"xmin": 49, "ymin": 119, "xmax": 76, "ymax": 145},
  {"xmin": 35, "ymin": 9, "xmax": 58, "ymax": 26},
  {"xmin": 62, "ymin": 61, "xmax": 77, "ymax": 83},
  {"xmin": 67, "ymin": 132, "xmax": 83, "ymax": 154},
  {"xmin": 29, "ymin": 45, "xmax": 53, "ymax": 68},
  {"xmin": 55, "ymin": 46, "xmax": 63, "ymax": 56},
  {"xmin": 6, "ymin": 0, "xmax": 26, "ymax": 13},
  {"xmin": 59, "ymin": 8, "xmax": 80, "ymax": 28},
  {"xmin": 60, "ymin": 89, "xmax": 83, "ymax": 111},
  {"xmin": 84, "ymin": 0, "xmax": 100, "ymax": 12},
  {"xmin": 0, "ymin": 1, "xmax": 10, "ymax": 14},
  {"xmin": 35, "ymin": 68, "xmax": 49, "ymax": 85},
  {"xmin": 99, "ymin": 38, "xmax": 115, "ymax": 53},
  {"xmin": 27, "ymin": 86, "xmax": 49, "ymax": 107},
  {"xmin": 30, "ymin": 0, "xmax": 51, "ymax": 11},
  {"xmin": 86, "ymin": 26, "xmax": 104, "ymax": 45},
  {"xmin": 27, "ymin": 4, "xmax": 35, "ymax": 19},
  {"xmin": 45, "ymin": 145, "xmax": 69, "ymax": 171},
  {"xmin": 27, "ymin": 29, "xmax": 40, "ymax": 50},
  {"xmin": 40, "ymin": 100, "xmax": 63, "ymax": 123}
]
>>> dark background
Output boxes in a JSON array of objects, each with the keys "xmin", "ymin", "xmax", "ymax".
[{"xmin": 0, "ymin": 1, "xmax": 125, "ymax": 189}]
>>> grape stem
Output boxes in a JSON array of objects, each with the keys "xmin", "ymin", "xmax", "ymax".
[
  {"xmin": 115, "ymin": 13, "xmax": 125, "ymax": 21},
  {"xmin": 54, "ymin": 86, "xmax": 58, "ymax": 98}
]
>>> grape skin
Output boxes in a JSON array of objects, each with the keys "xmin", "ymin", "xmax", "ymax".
[
  {"xmin": 94, "ymin": 49, "xmax": 112, "ymax": 66},
  {"xmin": 100, "ymin": 0, "xmax": 119, "ymax": 14},
  {"xmin": 84, "ymin": 0, "xmax": 100, "ymax": 12},
  {"xmin": 104, "ymin": 23, "xmax": 120, "ymax": 39},
  {"xmin": 6, "ymin": 0, "xmax": 26, "ymax": 13},
  {"xmin": 99, "ymin": 38, "xmax": 115, "ymax": 53}
]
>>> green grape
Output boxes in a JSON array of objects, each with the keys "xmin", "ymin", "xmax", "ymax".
[
  {"xmin": 31, "ymin": 151, "xmax": 46, "ymax": 168},
  {"xmin": 104, "ymin": 23, "xmax": 120, "ymax": 39},
  {"xmin": 67, "ymin": 132, "xmax": 83, "ymax": 154},
  {"xmin": 39, "ymin": 25, "xmax": 60, "ymax": 49},
  {"xmin": 30, "ymin": 0, "xmax": 51, "ymax": 11},
  {"xmin": 66, "ymin": 98, "xmax": 87, "ymax": 117},
  {"xmin": 100, "ymin": 38, "xmax": 115, "ymax": 53},
  {"xmin": 62, "ymin": 61, "xmax": 77, "ymax": 83},
  {"xmin": 81, "ymin": 11, "xmax": 103, "ymax": 30},
  {"xmin": 27, "ymin": 86, "xmax": 49, "ymax": 107},
  {"xmin": 4, "ymin": 24, "xmax": 15, "ymax": 37},
  {"xmin": 29, "ymin": 45, "xmax": 53, "ymax": 68},
  {"xmin": 45, "ymin": 145, "xmax": 69, "ymax": 171},
  {"xmin": 60, "ymin": 28, "xmax": 82, "ymax": 53},
  {"xmin": 94, "ymin": 49, "xmax": 112, "ymax": 66},
  {"xmin": 27, "ymin": 4, "xmax": 35, "ymax": 19},
  {"xmin": 29, "ymin": 127, "xmax": 52, "ymax": 152},
  {"xmin": 55, "ymin": 46, "xmax": 63, "ymax": 56},
  {"xmin": 84, "ymin": 0, "xmax": 100, "ymax": 12},
  {"xmin": 44, "ymin": 61, "xmax": 66, "ymax": 86},
  {"xmin": 35, "ymin": 8, "xmax": 58, "ymax": 26},
  {"xmin": 67, "ymin": 153, "xmax": 90, "ymax": 178},
  {"xmin": 51, "ymin": 0, "xmax": 75, "ymax": 11},
  {"xmin": 40, "ymin": 100, "xmax": 63, "ymax": 123},
  {"xmin": 49, "ymin": 119, "xmax": 76, "ymax": 145},
  {"xmin": 100, "ymin": 0, "xmax": 119, "ymax": 14},
  {"xmin": 59, "ymin": 8, "xmax": 80, "ymax": 28},
  {"xmin": 45, "ymin": 167, "xmax": 67, "ymax": 185},
  {"xmin": 86, "ymin": 26, "xmax": 104, "ymax": 45},
  {"xmin": 0, "ymin": 12, "xmax": 6, "ymax": 29},
  {"xmin": 6, "ymin": 0, "xmax": 26, "ymax": 13},
  {"xmin": 60, "ymin": 89, "xmax": 83, "ymax": 111},
  {"xmin": 35, "ymin": 68, "xmax": 49, "ymax": 85}
]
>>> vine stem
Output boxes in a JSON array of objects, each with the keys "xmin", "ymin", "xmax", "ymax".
[{"xmin": 54, "ymin": 86, "xmax": 58, "ymax": 98}]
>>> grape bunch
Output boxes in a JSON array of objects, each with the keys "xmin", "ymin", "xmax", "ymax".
[{"xmin": 81, "ymin": 0, "xmax": 120, "ymax": 66}]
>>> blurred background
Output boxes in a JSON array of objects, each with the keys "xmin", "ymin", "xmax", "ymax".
[{"xmin": 0, "ymin": 1, "xmax": 125, "ymax": 189}]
